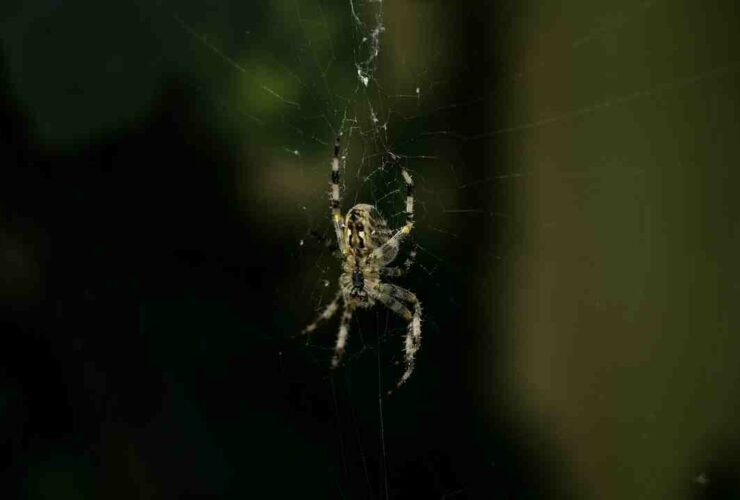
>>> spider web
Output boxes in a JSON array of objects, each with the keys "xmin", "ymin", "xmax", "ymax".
[
  {"xmin": 4, "ymin": 0, "xmax": 740, "ymax": 497},
  {"xmin": 163, "ymin": 2, "xmax": 472, "ymax": 496},
  {"xmin": 126, "ymin": 1, "xmax": 740, "ymax": 498},
  {"xmin": 157, "ymin": 2, "xmax": 503, "ymax": 496},
  {"xmin": 165, "ymin": 0, "xmax": 468, "ymax": 372}
]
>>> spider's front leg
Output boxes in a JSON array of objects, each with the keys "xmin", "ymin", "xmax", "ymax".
[
  {"xmin": 330, "ymin": 136, "xmax": 347, "ymax": 255},
  {"xmin": 395, "ymin": 167, "xmax": 418, "ymax": 273},
  {"xmin": 370, "ymin": 221, "xmax": 414, "ymax": 266},
  {"xmin": 370, "ymin": 165, "xmax": 416, "ymax": 267}
]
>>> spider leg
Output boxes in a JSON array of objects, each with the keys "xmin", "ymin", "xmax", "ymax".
[
  {"xmin": 401, "ymin": 166, "xmax": 415, "ymax": 227},
  {"xmin": 371, "ymin": 222, "xmax": 413, "ymax": 266},
  {"xmin": 379, "ymin": 266, "xmax": 405, "ymax": 278},
  {"xmin": 371, "ymin": 284, "xmax": 422, "ymax": 392},
  {"xmin": 370, "ymin": 166, "xmax": 416, "ymax": 267},
  {"xmin": 383, "ymin": 283, "xmax": 419, "ymax": 305},
  {"xmin": 330, "ymin": 135, "xmax": 347, "ymax": 255},
  {"xmin": 396, "ymin": 166, "xmax": 417, "ymax": 273},
  {"xmin": 382, "ymin": 284, "xmax": 422, "ymax": 390},
  {"xmin": 379, "ymin": 242, "xmax": 418, "ymax": 278},
  {"xmin": 331, "ymin": 304, "xmax": 354, "ymax": 368},
  {"xmin": 400, "ymin": 241, "xmax": 418, "ymax": 275},
  {"xmin": 301, "ymin": 290, "xmax": 342, "ymax": 336}
]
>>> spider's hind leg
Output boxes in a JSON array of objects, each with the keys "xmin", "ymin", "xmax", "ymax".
[
  {"xmin": 301, "ymin": 290, "xmax": 342, "ymax": 336},
  {"xmin": 372, "ymin": 284, "xmax": 423, "ymax": 393},
  {"xmin": 331, "ymin": 305, "xmax": 354, "ymax": 368}
]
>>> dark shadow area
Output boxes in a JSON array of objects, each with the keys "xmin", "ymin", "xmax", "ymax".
[
  {"xmin": 691, "ymin": 440, "xmax": 740, "ymax": 500},
  {"xmin": 0, "ymin": 58, "xmax": 339, "ymax": 497}
]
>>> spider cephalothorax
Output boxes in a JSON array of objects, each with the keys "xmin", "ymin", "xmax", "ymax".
[
  {"xmin": 344, "ymin": 204, "xmax": 391, "ymax": 256},
  {"xmin": 343, "ymin": 204, "xmax": 391, "ymax": 301},
  {"xmin": 302, "ymin": 137, "xmax": 421, "ymax": 392}
]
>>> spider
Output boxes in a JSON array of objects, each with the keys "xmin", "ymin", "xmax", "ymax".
[{"xmin": 302, "ymin": 136, "xmax": 422, "ymax": 392}]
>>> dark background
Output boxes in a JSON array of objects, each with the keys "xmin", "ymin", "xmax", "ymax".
[{"xmin": 2, "ymin": 1, "xmax": 740, "ymax": 499}]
